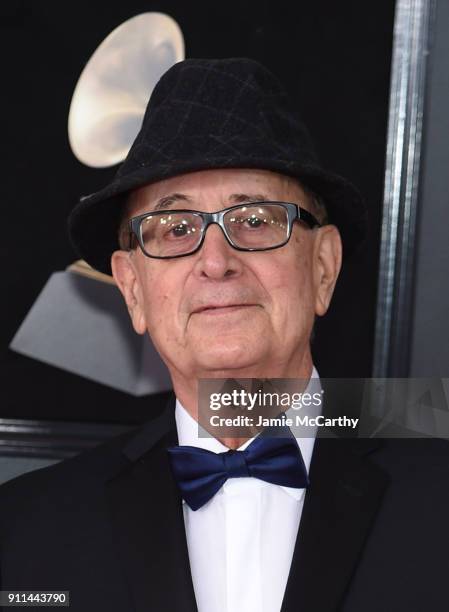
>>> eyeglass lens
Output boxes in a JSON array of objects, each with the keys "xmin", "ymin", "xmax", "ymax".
[{"xmin": 139, "ymin": 204, "xmax": 290, "ymax": 257}]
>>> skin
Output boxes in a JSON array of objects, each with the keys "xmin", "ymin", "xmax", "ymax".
[{"xmin": 111, "ymin": 168, "xmax": 342, "ymax": 448}]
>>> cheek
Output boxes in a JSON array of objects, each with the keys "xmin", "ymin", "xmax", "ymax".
[
  {"xmin": 136, "ymin": 264, "xmax": 186, "ymax": 344},
  {"xmin": 265, "ymin": 243, "xmax": 315, "ymax": 324},
  {"xmin": 143, "ymin": 279, "xmax": 170, "ymax": 325},
  {"xmin": 290, "ymin": 234, "xmax": 315, "ymax": 294}
]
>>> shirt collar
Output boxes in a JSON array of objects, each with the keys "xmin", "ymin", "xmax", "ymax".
[{"xmin": 175, "ymin": 366, "xmax": 321, "ymax": 501}]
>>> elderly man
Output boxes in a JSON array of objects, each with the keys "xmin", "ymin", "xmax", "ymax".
[{"xmin": 1, "ymin": 58, "xmax": 449, "ymax": 612}]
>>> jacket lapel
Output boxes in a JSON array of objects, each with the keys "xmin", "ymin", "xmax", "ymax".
[
  {"xmin": 281, "ymin": 437, "xmax": 390, "ymax": 612},
  {"xmin": 105, "ymin": 398, "xmax": 198, "ymax": 612}
]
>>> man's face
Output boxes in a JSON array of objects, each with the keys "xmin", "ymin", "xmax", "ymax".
[{"xmin": 112, "ymin": 169, "xmax": 341, "ymax": 382}]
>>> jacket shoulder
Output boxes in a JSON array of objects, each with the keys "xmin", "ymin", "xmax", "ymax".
[
  {"xmin": 0, "ymin": 426, "xmax": 139, "ymax": 533},
  {"xmin": 373, "ymin": 437, "xmax": 449, "ymax": 471}
]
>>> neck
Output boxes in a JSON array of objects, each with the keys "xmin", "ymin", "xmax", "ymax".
[{"xmin": 171, "ymin": 352, "xmax": 314, "ymax": 449}]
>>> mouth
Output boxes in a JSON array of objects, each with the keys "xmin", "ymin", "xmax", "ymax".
[{"xmin": 192, "ymin": 304, "xmax": 258, "ymax": 315}]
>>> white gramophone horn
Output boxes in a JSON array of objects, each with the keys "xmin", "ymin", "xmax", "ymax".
[{"xmin": 68, "ymin": 12, "xmax": 184, "ymax": 168}]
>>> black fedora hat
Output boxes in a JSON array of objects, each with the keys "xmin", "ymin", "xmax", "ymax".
[{"xmin": 68, "ymin": 57, "xmax": 366, "ymax": 275}]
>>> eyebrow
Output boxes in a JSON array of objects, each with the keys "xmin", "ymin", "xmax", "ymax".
[
  {"xmin": 152, "ymin": 192, "xmax": 270, "ymax": 211},
  {"xmin": 153, "ymin": 193, "xmax": 193, "ymax": 211},
  {"xmin": 228, "ymin": 193, "xmax": 269, "ymax": 203}
]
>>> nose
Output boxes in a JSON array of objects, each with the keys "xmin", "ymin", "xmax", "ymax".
[{"xmin": 193, "ymin": 223, "xmax": 243, "ymax": 280}]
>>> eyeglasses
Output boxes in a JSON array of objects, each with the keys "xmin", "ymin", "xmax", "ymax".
[{"xmin": 127, "ymin": 201, "xmax": 321, "ymax": 259}]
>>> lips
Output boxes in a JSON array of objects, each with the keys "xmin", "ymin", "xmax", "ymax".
[{"xmin": 192, "ymin": 303, "xmax": 257, "ymax": 314}]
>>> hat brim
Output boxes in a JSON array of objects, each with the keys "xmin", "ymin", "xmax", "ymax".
[{"xmin": 68, "ymin": 159, "xmax": 366, "ymax": 275}]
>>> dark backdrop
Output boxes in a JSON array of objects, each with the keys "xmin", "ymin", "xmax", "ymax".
[{"xmin": 1, "ymin": 1, "xmax": 395, "ymax": 423}]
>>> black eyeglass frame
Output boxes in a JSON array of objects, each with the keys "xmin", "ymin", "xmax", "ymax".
[{"xmin": 127, "ymin": 201, "xmax": 321, "ymax": 260}]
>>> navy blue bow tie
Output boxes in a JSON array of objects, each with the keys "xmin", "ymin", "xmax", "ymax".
[{"xmin": 167, "ymin": 433, "xmax": 309, "ymax": 511}]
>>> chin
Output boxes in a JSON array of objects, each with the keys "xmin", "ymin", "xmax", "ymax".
[{"xmin": 193, "ymin": 340, "xmax": 264, "ymax": 375}]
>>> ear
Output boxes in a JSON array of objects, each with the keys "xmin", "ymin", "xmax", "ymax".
[
  {"xmin": 111, "ymin": 250, "xmax": 147, "ymax": 335},
  {"xmin": 313, "ymin": 225, "xmax": 343, "ymax": 316}
]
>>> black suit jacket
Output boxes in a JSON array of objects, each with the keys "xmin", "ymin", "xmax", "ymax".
[{"xmin": 1, "ymin": 396, "xmax": 449, "ymax": 611}]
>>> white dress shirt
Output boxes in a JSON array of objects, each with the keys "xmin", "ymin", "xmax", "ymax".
[{"xmin": 175, "ymin": 367, "xmax": 321, "ymax": 612}]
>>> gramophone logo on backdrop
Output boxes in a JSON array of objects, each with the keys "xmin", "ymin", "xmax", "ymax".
[{"xmin": 10, "ymin": 13, "xmax": 184, "ymax": 395}]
